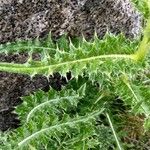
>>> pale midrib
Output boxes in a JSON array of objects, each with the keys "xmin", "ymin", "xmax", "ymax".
[
  {"xmin": 18, "ymin": 109, "xmax": 104, "ymax": 147},
  {"xmin": 106, "ymin": 113, "xmax": 122, "ymax": 150},
  {"xmin": 0, "ymin": 54, "xmax": 133, "ymax": 72},
  {"xmin": 26, "ymin": 96, "xmax": 80, "ymax": 122},
  {"xmin": 125, "ymin": 82, "xmax": 149, "ymax": 116}
]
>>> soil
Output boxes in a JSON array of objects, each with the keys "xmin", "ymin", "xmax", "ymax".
[{"xmin": 0, "ymin": 53, "xmax": 68, "ymax": 131}]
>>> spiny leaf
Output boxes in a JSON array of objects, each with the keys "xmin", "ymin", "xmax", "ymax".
[
  {"xmin": 0, "ymin": 33, "xmax": 140, "ymax": 80},
  {"xmin": 6, "ymin": 85, "xmax": 106, "ymax": 149},
  {"xmin": 16, "ymin": 86, "xmax": 85, "ymax": 124},
  {"xmin": 114, "ymin": 75, "xmax": 150, "ymax": 116}
]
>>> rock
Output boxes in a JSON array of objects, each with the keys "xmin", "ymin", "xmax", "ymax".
[{"xmin": 0, "ymin": 0, "xmax": 142, "ymax": 44}]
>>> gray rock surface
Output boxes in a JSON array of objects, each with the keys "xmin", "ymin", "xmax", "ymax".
[{"xmin": 0, "ymin": 0, "xmax": 142, "ymax": 44}]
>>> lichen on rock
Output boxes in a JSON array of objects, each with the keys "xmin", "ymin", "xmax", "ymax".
[{"xmin": 0, "ymin": 0, "xmax": 142, "ymax": 44}]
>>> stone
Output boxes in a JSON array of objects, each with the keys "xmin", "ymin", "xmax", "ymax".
[{"xmin": 0, "ymin": 0, "xmax": 142, "ymax": 44}]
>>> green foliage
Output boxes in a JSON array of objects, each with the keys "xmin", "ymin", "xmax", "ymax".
[
  {"xmin": 132, "ymin": 0, "xmax": 150, "ymax": 18},
  {"xmin": 0, "ymin": 33, "xmax": 144, "ymax": 89},
  {"xmin": 0, "ymin": 83, "xmax": 108, "ymax": 150},
  {"xmin": 0, "ymin": 3, "xmax": 150, "ymax": 149}
]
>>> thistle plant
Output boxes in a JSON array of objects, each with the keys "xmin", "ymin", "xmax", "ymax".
[{"xmin": 0, "ymin": 2, "xmax": 150, "ymax": 149}]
